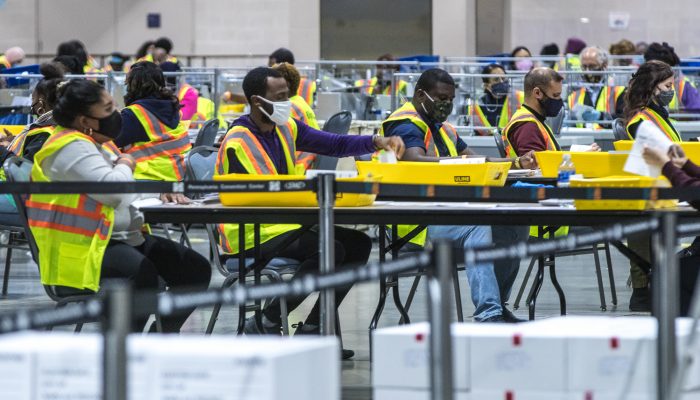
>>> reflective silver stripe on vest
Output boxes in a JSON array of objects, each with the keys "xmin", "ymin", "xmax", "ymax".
[
  {"xmin": 230, "ymin": 131, "xmax": 276, "ymax": 174},
  {"xmin": 134, "ymin": 105, "xmax": 170, "ymax": 141},
  {"xmin": 27, "ymin": 205, "xmax": 110, "ymax": 238},
  {"xmin": 276, "ymin": 123, "xmax": 297, "ymax": 165},
  {"xmin": 128, "ymin": 134, "xmax": 190, "ymax": 160}
]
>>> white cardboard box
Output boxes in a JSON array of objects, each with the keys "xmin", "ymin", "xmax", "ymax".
[
  {"xmin": 0, "ymin": 332, "xmax": 340, "ymax": 400},
  {"xmin": 469, "ymin": 322, "xmax": 568, "ymax": 393},
  {"xmin": 372, "ymin": 322, "xmax": 470, "ymax": 391},
  {"xmin": 374, "ymin": 388, "xmax": 471, "ymax": 400}
]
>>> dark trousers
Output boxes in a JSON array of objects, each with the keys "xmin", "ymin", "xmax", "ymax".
[
  {"xmin": 680, "ymin": 253, "xmax": 700, "ymax": 316},
  {"xmin": 240, "ymin": 226, "xmax": 372, "ymax": 325},
  {"xmin": 101, "ymin": 234, "xmax": 212, "ymax": 332}
]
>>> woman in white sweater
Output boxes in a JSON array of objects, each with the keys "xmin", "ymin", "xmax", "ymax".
[{"xmin": 31, "ymin": 79, "xmax": 211, "ymax": 332}]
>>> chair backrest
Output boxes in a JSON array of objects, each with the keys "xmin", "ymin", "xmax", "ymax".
[
  {"xmin": 185, "ymin": 146, "xmax": 219, "ymax": 199},
  {"xmin": 193, "ymin": 119, "xmax": 220, "ymax": 148},
  {"xmin": 321, "ymin": 110, "xmax": 352, "ymax": 134},
  {"xmin": 612, "ymin": 118, "xmax": 628, "ymax": 141},
  {"xmin": 3, "ymin": 157, "xmax": 39, "ymax": 264},
  {"xmin": 317, "ymin": 111, "xmax": 353, "ymax": 170},
  {"xmin": 493, "ymin": 129, "xmax": 507, "ymax": 158}
]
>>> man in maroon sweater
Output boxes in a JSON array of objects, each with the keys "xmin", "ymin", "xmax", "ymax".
[{"xmin": 503, "ymin": 67, "xmax": 600, "ymax": 155}]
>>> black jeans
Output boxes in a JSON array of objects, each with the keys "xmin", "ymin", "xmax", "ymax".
[
  {"xmin": 101, "ymin": 234, "xmax": 212, "ymax": 332},
  {"xmin": 237, "ymin": 226, "xmax": 372, "ymax": 325}
]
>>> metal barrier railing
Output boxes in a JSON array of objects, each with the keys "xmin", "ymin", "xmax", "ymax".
[{"xmin": 1, "ymin": 176, "xmax": 700, "ymax": 400}]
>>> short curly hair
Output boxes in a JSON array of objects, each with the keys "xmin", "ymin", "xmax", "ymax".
[{"xmin": 271, "ymin": 62, "xmax": 301, "ymax": 95}]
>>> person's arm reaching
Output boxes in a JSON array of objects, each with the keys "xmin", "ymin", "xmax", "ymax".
[{"xmin": 294, "ymin": 120, "xmax": 404, "ymax": 158}]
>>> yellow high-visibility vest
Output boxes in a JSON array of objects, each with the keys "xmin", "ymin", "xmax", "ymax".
[
  {"xmin": 27, "ymin": 126, "xmax": 115, "ymax": 291},
  {"xmin": 214, "ymin": 119, "xmax": 301, "ymax": 254},
  {"xmin": 125, "ymin": 104, "xmax": 191, "ymax": 181}
]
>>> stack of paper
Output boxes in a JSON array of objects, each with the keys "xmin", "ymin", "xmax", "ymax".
[{"xmin": 624, "ymin": 120, "xmax": 674, "ymax": 177}]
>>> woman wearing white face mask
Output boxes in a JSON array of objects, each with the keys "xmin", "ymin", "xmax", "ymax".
[
  {"xmin": 215, "ymin": 67, "xmax": 404, "ymax": 359},
  {"xmin": 624, "ymin": 60, "xmax": 681, "ymax": 142}
]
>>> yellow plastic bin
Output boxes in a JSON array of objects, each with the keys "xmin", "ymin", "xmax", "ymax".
[
  {"xmin": 614, "ymin": 140, "xmax": 700, "ymax": 165},
  {"xmin": 570, "ymin": 176, "xmax": 677, "ymax": 210},
  {"xmin": 0, "ymin": 125, "xmax": 25, "ymax": 137},
  {"xmin": 214, "ymin": 174, "xmax": 380, "ymax": 207},
  {"xmin": 355, "ymin": 161, "xmax": 511, "ymax": 186},
  {"xmin": 535, "ymin": 151, "xmax": 631, "ymax": 178}
]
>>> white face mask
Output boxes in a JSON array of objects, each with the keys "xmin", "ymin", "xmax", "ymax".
[{"xmin": 257, "ymin": 96, "xmax": 291, "ymax": 125}]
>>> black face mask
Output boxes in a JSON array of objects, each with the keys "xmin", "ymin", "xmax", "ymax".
[
  {"xmin": 583, "ymin": 73, "xmax": 602, "ymax": 83},
  {"xmin": 89, "ymin": 110, "xmax": 122, "ymax": 138},
  {"xmin": 537, "ymin": 90, "xmax": 564, "ymax": 117},
  {"xmin": 490, "ymin": 81, "xmax": 510, "ymax": 98},
  {"xmin": 420, "ymin": 90, "xmax": 453, "ymax": 123}
]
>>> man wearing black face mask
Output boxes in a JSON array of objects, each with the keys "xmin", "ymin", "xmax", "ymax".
[
  {"xmin": 566, "ymin": 47, "xmax": 625, "ymax": 124},
  {"xmin": 468, "ymin": 64, "xmax": 524, "ymax": 135},
  {"xmin": 381, "ymin": 68, "xmax": 536, "ymax": 323},
  {"xmin": 503, "ymin": 67, "xmax": 600, "ymax": 157}
]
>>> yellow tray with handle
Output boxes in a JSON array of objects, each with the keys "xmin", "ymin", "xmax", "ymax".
[
  {"xmin": 570, "ymin": 176, "xmax": 677, "ymax": 210},
  {"xmin": 0, "ymin": 125, "xmax": 25, "ymax": 137},
  {"xmin": 215, "ymin": 174, "xmax": 380, "ymax": 207},
  {"xmin": 614, "ymin": 140, "xmax": 700, "ymax": 164},
  {"xmin": 535, "ymin": 151, "xmax": 632, "ymax": 178},
  {"xmin": 355, "ymin": 161, "xmax": 511, "ymax": 186}
]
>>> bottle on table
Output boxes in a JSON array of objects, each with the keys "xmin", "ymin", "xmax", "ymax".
[{"xmin": 557, "ymin": 154, "xmax": 576, "ymax": 187}]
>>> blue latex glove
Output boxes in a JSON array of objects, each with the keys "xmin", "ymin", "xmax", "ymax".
[
  {"xmin": 512, "ymin": 181, "xmax": 555, "ymax": 188},
  {"xmin": 581, "ymin": 108, "xmax": 601, "ymax": 121}
]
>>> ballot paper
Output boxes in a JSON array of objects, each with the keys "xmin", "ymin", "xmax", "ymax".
[
  {"xmin": 377, "ymin": 150, "xmax": 398, "ymax": 164},
  {"xmin": 569, "ymin": 144, "xmax": 594, "ymax": 152},
  {"xmin": 623, "ymin": 120, "xmax": 673, "ymax": 177},
  {"xmin": 305, "ymin": 169, "xmax": 358, "ymax": 179},
  {"xmin": 439, "ymin": 157, "xmax": 486, "ymax": 165}
]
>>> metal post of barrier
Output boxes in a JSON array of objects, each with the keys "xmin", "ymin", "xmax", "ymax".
[
  {"xmin": 102, "ymin": 281, "xmax": 131, "ymax": 400},
  {"xmin": 428, "ymin": 240, "xmax": 455, "ymax": 400},
  {"xmin": 317, "ymin": 173, "xmax": 336, "ymax": 336},
  {"xmin": 652, "ymin": 213, "xmax": 679, "ymax": 400},
  {"xmin": 213, "ymin": 68, "xmax": 220, "ymax": 119},
  {"xmin": 391, "ymin": 72, "xmax": 398, "ymax": 112}
]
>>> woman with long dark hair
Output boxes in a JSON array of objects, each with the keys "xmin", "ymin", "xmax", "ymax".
[
  {"xmin": 116, "ymin": 61, "xmax": 190, "ymax": 181},
  {"xmin": 624, "ymin": 60, "xmax": 680, "ymax": 141},
  {"xmin": 28, "ymin": 79, "xmax": 210, "ymax": 332}
]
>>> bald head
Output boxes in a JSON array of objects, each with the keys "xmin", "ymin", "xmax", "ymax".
[
  {"xmin": 4, "ymin": 47, "xmax": 25, "ymax": 65},
  {"xmin": 524, "ymin": 67, "xmax": 563, "ymax": 98},
  {"xmin": 580, "ymin": 46, "xmax": 608, "ymax": 70}
]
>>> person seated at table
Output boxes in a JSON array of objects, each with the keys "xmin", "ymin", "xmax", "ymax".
[
  {"xmin": 115, "ymin": 61, "xmax": 191, "ymax": 181},
  {"xmin": 381, "ymin": 67, "xmax": 536, "ymax": 323},
  {"xmin": 625, "ymin": 60, "xmax": 682, "ymax": 142},
  {"xmin": 0, "ymin": 62, "xmax": 64, "ymax": 226},
  {"xmin": 354, "ymin": 54, "xmax": 408, "ymax": 97},
  {"xmin": 272, "ymin": 62, "xmax": 320, "ymax": 173},
  {"xmin": 623, "ymin": 60, "xmax": 682, "ymax": 311},
  {"xmin": 644, "ymin": 42, "xmax": 700, "ymax": 112},
  {"xmin": 468, "ymin": 63, "xmax": 524, "ymax": 135},
  {"xmin": 28, "ymin": 79, "xmax": 211, "ymax": 332},
  {"xmin": 215, "ymin": 67, "xmax": 403, "ymax": 358},
  {"xmin": 642, "ymin": 144, "xmax": 700, "ymax": 316},
  {"xmin": 502, "ymin": 67, "xmax": 601, "ymax": 157},
  {"xmin": 566, "ymin": 47, "xmax": 625, "ymax": 126}
]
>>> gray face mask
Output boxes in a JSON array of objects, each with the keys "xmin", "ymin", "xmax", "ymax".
[{"xmin": 656, "ymin": 89, "xmax": 675, "ymax": 107}]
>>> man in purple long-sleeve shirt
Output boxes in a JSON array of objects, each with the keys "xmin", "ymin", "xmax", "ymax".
[{"xmin": 216, "ymin": 67, "xmax": 403, "ymax": 360}]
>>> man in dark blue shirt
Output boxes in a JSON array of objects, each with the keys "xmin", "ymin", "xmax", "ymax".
[{"xmin": 382, "ymin": 68, "xmax": 534, "ymax": 322}]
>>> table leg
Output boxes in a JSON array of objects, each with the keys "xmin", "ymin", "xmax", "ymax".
[
  {"xmin": 369, "ymin": 225, "xmax": 389, "ymax": 332},
  {"xmin": 391, "ymin": 225, "xmax": 411, "ymax": 325},
  {"xmin": 253, "ymin": 224, "xmax": 264, "ymax": 333},
  {"xmin": 237, "ymin": 223, "xmax": 246, "ymax": 335}
]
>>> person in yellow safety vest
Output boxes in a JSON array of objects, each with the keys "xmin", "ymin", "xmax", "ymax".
[
  {"xmin": 271, "ymin": 62, "xmax": 321, "ymax": 173},
  {"xmin": 268, "ymin": 47, "xmax": 316, "ymax": 105},
  {"xmin": 117, "ymin": 61, "xmax": 191, "ymax": 181},
  {"xmin": 566, "ymin": 47, "xmax": 626, "ymax": 128},
  {"xmin": 468, "ymin": 63, "xmax": 524, "ymax": 136},
  {"xmin": 643, "ymin": 42, "xmax": 700, "ymax": 112},
  {"xmin": 28, "ymin": 79, "xmax": 210, "ymax": 332},
  {"xmin": 353, "ymin": 53, "xmax": 408, "ymax": 98},
  {"xmin": 503, "ymin": 67, "xmax": 601, "ymax": 239},
  {"xmin": 624, "ymin": 60, "xmax": 682, "ymax": 142},
  {"xmin": 381, "ymin": 68, "xmax": 537, "ymax": 323},
  {"xmin": 0, "ymin": 46, "xmax": 25, "ymax": 71},
  {"xmin": 0, "ymin": 61, "xmax": 64, "ymax": 226},
  {"xmin": 215, "ymin": 67, "xmax": 403, "ymax": 355},
  {"xmin": 621, "ymin": 59, "xmax": 680, "ymax": 312},
  {"xmin": 151, "ymin": 37, "xmax": 179, "ymax": 65}
]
